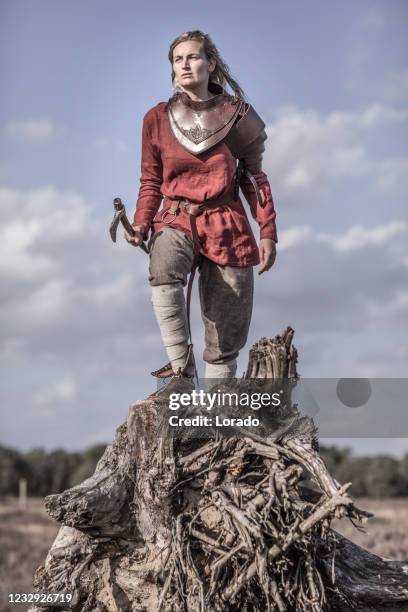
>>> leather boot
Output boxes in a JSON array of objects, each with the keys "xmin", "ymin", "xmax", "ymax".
[{"xmin": 148, "ymin": 344, "xmax": 196, "ymax": 401}]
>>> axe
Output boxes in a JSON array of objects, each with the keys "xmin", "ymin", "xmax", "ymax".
[{"xmin": 109, "ymin": 197, "xmax": 149, "ymax": 254}]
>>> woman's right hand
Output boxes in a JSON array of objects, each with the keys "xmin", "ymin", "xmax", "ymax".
[{"xmin": 124, "ymin": 225, "xmax": 144, "ymax": 247}]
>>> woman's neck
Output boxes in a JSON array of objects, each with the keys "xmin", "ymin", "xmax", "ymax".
[{"xmin": 178, "ymin": 83, "xmax": 213, "ymax": 102}]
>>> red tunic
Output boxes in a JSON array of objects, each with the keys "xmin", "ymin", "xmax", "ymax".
[{"xmin": 133, "ymin": 102, "xmax": 278, "ymax": 267}]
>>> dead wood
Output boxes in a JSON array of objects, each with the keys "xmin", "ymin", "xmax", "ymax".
[{"xmin": 29, "ymin": 327, "xmax": 408, "ymax": 611}]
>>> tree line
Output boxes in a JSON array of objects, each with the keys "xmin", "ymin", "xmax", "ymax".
[
  {"xmin": 320, "ymin": 445, "xmax": 408, "ymax": 498},
  {"xmin": 0, "ymin": 443, "xmax": 407, "ymax": 498},
  {"xmin": 0, "ymin": 444, "xmax": 107, "ymax": 497}
]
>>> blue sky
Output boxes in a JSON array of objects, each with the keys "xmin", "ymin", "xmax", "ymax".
[{"xmin": 1, "ymin": 0, "xmax": 407, "ymax": 456}]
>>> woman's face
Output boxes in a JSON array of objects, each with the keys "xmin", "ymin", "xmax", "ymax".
[{"xmin": 172, "ymin": 40, "xmax": 215, "ymax": 92}]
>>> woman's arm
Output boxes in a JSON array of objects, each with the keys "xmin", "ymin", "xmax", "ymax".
[
  {"xmin": 132, "ymin": 110, "xmax": 163, "ymax": 240},
  {"xmin": 240, "ymin": 170, "xmax": 278, "ymax": 243}
]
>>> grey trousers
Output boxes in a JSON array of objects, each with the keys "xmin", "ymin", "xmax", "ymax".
[{"xmin": 148, "ymin": 227, "xmax": 254, "ymax": 366}]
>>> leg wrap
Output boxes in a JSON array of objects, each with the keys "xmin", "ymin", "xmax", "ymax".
[
  {"xmin": 151, "ymin": 283, "xmax": 189, "ymax": 372},
  {"xmin": 205, "ymin": 358, "xmax": 237, "ymax": 379}
]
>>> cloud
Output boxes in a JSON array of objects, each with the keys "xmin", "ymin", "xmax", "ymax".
[
  {"xmin": 0, "ymin": 187, "xmax": 89, "ymax": 281},
  {"xmin": 318, "ymin": 220, "xmax": 407, "ymax": 252},
  {"xmin": 34, "ymin": 375, "xmax": 77, "ymax": 407},
  {"xmin": 263, "ymin": 104, "xmax": 408, "ymax": 207},
  {"xmin": 0, "ymin": 185, "xmax": 151, "ymax": 369},
  {"xmin": 375, "ymin": 159, "xmax": 408, "ymax": 194},
  {"xmin": 278, "ymin": 225, "xmax": 313, "ymax": 251},
  {"xmin": 251, "ymin": 220, "xmax": 408, "ymax": 379},
  {"xmin": 359, "ymin": 104, "xmax": 408, "ymax": 127},
  {"xmin": 0, "ymin": 185, "xmax": 159, "ymax": 448},
  {"xmin": 277, "ymin": 220, "xmax": 408, "ymax": 254},
  {"xmin": 366, "ymin": 290, "xmax": 408, "ymax": 319},
  {"xmin": 5, "ymin": 118, "xmax": 58, "ymax": 144},
  {"xmin": 1, "ymin": 178, "xmax": 407, "ymax": 449}
]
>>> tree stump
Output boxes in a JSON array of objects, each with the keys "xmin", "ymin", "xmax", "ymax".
[{"xmin": 30, "ymin": 327, "xmax": 408, "ymax": 611}]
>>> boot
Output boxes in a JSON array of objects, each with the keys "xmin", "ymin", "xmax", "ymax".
[{"xmin": 148, "ymin": 344, "xmax": 196, "ymax": 401}]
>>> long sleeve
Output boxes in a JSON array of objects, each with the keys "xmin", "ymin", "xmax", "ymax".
[
  {"xmin": 240, "ymin": 171, "xmax": 278, "ymax": 242},
  {"xmin": 132, "ymin": 110, "xmax": 163, "ymax": 239}
]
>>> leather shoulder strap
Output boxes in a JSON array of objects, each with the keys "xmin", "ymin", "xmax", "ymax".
[{"xmin": 224, "ymin": 104, "xmax": 267, "ymax": 173}]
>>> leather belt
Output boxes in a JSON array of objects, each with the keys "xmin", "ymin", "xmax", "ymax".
[{"xmin": 161, "ymin": 189, "xmax": 235, "ymax": 223}]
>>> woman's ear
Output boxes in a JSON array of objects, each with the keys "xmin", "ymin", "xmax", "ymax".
[{"xmin": 209, "ymin": 59, "xmax": 216, "ymax": 74}]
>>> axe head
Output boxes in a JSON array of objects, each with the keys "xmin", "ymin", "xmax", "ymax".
[
  {"xmin": 110, "ymin": 198, "xmax": 125, "ymax": 242},
  {"xmin": 110, "ymin": 209, "xmax": 124, "ymax": 242}
]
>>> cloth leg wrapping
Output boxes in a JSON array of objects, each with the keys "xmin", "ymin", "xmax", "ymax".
[
  {"xmin": 151, "ymin": 283, "xmax": 190, "ymax": 372},
  {"xmin": 149, "ymin": 228, "xmax": 195, "ymax": 373},
  {"xmin": 205, "ymin": 358, "xmax": 237, "ymax": 379}
]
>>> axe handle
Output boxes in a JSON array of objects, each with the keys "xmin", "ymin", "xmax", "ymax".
[
  {"xmin": 113, "ymin": 197, "xmax": 149, "ymax": 254},
  {"xmin": 122, "ymin": 216, "xmax": 149, "ymax": 255},
  {"xmin": 121, "ymin": 213, "xmax": 136, "ymax": 238}
]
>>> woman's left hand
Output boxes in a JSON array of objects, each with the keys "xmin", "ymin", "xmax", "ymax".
[{"xmin": 258, "ymin": 238, "xmax": 277, "ymax": 275}]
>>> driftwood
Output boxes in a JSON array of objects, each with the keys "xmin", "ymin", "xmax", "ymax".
[{"xmin": 30, "ymin": 327, "xmax": 408, "ymax": 611}]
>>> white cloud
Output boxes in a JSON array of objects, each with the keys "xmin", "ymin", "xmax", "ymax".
[
  {"xmin": 263, "ymin": 103, "xmax": 408, "ymax": 206},
  {"xmin": 0, "ymin": 187, "xmax": 89, "ymax": 280},
  {"xmin": 317, "ymin": 220, "xmax": 407, "ymax": 252},
  {"xmin": 14, "ymin": 278, "xmax": 72, "ymax": 326},
  {"xmin": 375, "ymin": 159, "xmax": 408, "ymax": 194},
  {"xmin": 0, "ymin": 218, "xmax": 56, "ymax": 280},
  {"xmin": 0, "ymin": 185, "xmax": 150, "ymax": 364},
  {"xmin": 360, "ymin": 104, "xmax": 408, "ymax": 127},
  {"xmin": 5, "ymin": 118, "xmax": 58, "ymax": 144},
  {"xmin": 277, "ymin": 220, "xmax": 407, "ymax": 254},
  {"xmin": 366, "ymin": 290, "xmax": 408, "ymax": 319},
  {"xmin": 90, "ymin": 274, "xmax": 134, "ymax": 307},
  {"xmin": 34, "ymin": 375, "xmax": 77, "ymax": 407},
  {"xmin": 0, "ymin": 185, "xmax": 158, "ymax": 447},
  {"xmin": 1, "ymin": 182, "xmax": 408, "ymax": 449},
  {"xmin": 278, "ymin": 225, "xmax": 313, "ymax": 251}
]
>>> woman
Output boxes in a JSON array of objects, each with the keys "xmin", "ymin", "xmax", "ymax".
[{"xmin": 126, "ymin": 30, "xmax": 278, "ymax": 398}]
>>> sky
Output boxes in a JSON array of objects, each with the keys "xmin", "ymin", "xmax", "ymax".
[{"xmin": 0, "ymin": 0, "xmax": 407, "ymax": 456}]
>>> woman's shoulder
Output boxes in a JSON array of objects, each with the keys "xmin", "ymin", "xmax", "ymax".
[{"xmin": 143, "ymin": 101, "xmax": 168, "ymax": 126}]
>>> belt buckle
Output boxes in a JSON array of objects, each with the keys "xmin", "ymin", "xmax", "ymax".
[{"xmin": 161, "ymin": 208, "xmax": 178, "ymax": 224}]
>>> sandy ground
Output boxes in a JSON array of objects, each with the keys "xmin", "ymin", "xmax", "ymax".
[
  {"xmin": 333, "ymin": 497, "xmax": 408, "ymax": 560},
  {"xmin": 0, "ymin": 498, "xmax": 59, "ymax": 612},
  {"xmin": 0, "ymin": 497, "xmax": 407, "ymax": 611}
]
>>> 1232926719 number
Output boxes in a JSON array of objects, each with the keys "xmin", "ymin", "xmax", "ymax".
[{"xmin": 8, "ymin": 592, "xmax": 73, "ymax": 604}]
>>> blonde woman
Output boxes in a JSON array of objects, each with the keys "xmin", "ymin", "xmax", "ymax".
[{"xmin": 126, "ymin": 30, "xmax": 277, "ymax": 398}]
